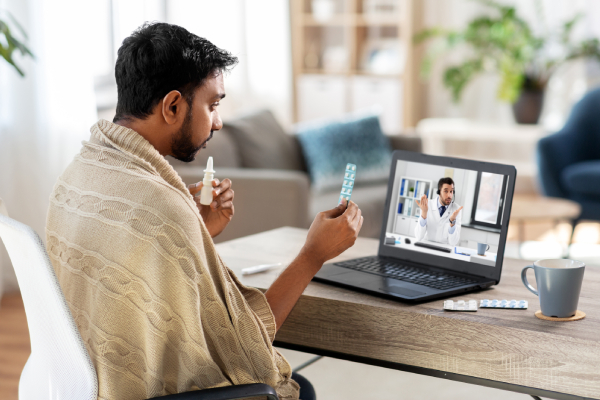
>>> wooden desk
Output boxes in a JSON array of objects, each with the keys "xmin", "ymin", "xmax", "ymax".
[{"xmin": 216, "ymin": 227, "xmax": 600, "ymax": 400}]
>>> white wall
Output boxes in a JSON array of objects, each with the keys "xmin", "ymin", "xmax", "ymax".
[
  {"xmin": 101, "ymin": 0, "xmax": 294, "ymax": 128},
  {"xmin": 0, "ymin": 0, "xmax": 99, "ymax": 294}
]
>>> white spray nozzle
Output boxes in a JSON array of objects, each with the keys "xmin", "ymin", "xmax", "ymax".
[{"xmin": 204, "ymin": 156, "xmax": 215, "ymax": 174}]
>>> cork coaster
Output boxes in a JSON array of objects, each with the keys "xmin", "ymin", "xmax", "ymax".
[{"xmin": 535, "ymin": 310, "xmax": 586, "ymax": 321}]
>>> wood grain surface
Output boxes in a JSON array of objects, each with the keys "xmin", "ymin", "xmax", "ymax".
[
  {"xmin": 0, "ymin": 293, "xmax": 30, "ymax": 400},
  {"xmin": 511, "ymin": 195, "xmax": 581, "ymax": 221},
  {"xmin": 217, "ymin": 227, "xmax": 600, "ymax": 399}
]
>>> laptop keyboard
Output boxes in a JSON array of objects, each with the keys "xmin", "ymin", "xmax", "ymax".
[{"xmin": 334, "ymin": 257, "xmax": 478, "ymax": 291}]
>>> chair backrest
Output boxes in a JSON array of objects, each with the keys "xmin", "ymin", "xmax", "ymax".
[{"xmin": 0, "ymin": 213, "xmax": 98, "ymax": 400}]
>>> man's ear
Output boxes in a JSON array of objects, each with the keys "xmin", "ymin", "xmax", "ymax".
[{"xmin": 161, "ymin": 90, "xmax": 185, "ymax": 125}]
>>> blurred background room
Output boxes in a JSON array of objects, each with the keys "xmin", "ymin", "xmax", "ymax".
[{"xmin": 2, "ymin": 0, "xmax": 600, "ymax": 398}]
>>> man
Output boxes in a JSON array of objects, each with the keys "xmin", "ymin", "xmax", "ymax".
[
  {"xmin": 414, "ymin": 177, "xmax": 463, "ymax": 246},
  {"xmin": 46, "ymin": 23, "xmax": 362, "ymax": 400}
]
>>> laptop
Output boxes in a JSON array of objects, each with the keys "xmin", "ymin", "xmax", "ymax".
[{"xmin": 313, "ymin": 150, "xmax": 516, "ymax": 302}]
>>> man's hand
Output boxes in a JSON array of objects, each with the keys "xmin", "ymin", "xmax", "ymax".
[
  {"xmin": 415, "ymin": 194, "xmax": 429, "ymax": 219},
  {"xmin": 449, "ymin": 206, "xmax": 464, "ymax": 225},
  {"xmin": 300, "ymin": 199, "xmax": 364, "ymax": 265},
  {"xmin": 188, "ymin": 179, "xmax": 234, "ymax": 238},
  {"xmin": 265, "ymin": 198, "xmax": 363, "ymax": 331}
]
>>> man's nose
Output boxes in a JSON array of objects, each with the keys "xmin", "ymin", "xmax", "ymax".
[{"xmin": 212, "ymin": 113, "xmax": 223, "ymax": 131}]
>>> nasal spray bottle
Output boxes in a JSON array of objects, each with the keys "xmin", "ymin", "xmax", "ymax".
[{"xmin": 200, "ymin": 157, "xmax": 215, "ymax": 206}]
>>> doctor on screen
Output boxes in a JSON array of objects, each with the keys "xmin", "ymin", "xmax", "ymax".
[{"xmin": 414, "ymin": 177, "xmax": 463, "ymax": 246}]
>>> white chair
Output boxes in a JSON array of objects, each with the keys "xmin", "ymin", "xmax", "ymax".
[
  {"xmin": 0, "ymin": 211, "xmax": 278, "ymax": 400},
  {"xmin": 0, "ymin": 213, "xmax": 98, "ymax": 399}
]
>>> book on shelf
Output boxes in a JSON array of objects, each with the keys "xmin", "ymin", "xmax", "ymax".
[
  {"xmin": 419, "ymin": 182, "xmax": 426, "ymax": 198},
  {"xmin": 414, "ymin": 182, "xmax": 419, "ymax": 198},
  {"xmin": 400, "ymin": 179, "xmax": 405, "ymax": 196},
  {"xmin": 397, "ymin": 202, "xmax": 403, "ymax": 214}
]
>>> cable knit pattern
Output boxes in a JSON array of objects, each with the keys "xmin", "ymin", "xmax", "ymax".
[{"xmin": 46, "ymin": 120, "xmax": 299, "ymax": 400}]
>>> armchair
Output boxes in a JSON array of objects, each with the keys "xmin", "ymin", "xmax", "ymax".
[{"xmin": 537, "ymin": 87, "xmax": 600, "ymax": 223}]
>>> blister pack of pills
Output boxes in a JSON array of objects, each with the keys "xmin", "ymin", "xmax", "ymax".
[
  {"xmin": 443, "ymin": 299, "xmax": 477, "ymax": 312},
  {"xmin": 479, "ymin": 299, "xmax": 528, "ymax": 309},
  {"xmin": 338, "ymin": 163, "xmax": 357, "ymax": 205}
]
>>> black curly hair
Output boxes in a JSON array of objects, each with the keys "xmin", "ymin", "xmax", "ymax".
[{"xmin": 113, "ymin": 22, "xmax": 238, "ymax": 122}]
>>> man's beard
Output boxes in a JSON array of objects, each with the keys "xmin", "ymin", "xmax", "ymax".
[{"xmin": 171, "ymin": 109, "xmax": 213, "ymax": 163}]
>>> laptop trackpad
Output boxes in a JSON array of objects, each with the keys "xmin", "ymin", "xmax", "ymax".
[
  {"xmin": 382, "ymin": 282, "xmax": 426, "ymax": 298},
  {"xmin": 331, "ymin": 272, "xmax": 379, "ymax": 286}
]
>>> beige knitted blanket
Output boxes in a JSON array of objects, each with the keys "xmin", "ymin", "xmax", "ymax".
[{"xmin": 46, "ymin": 119, "xmax": 299, "ymax": 400}]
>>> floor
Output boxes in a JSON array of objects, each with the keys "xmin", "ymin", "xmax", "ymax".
[
  {"xmin": 2, "ymin": 220, "xmax": 598, "ymax": 400},
  {"xmin": 0, "ymin": 294, "xmax": 29, "ymax": 400}
]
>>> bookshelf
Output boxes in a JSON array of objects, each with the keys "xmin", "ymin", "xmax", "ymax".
[
  {"xmin": 394, "ymin": 176, "xmax": 432, "ymax": 236},
  {"xmin": 290, "ymin": 0, "xmax": 418, "ymax": 132}
]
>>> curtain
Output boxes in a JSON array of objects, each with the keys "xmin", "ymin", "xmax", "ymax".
[{"xmin": 0, "ymin": 0, "xmax": 98, "ymax": 296}]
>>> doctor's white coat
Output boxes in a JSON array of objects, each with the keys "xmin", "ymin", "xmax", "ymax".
[{"xmin": 414, "ymin": 197, "xmax": 462, "ymax": 246}]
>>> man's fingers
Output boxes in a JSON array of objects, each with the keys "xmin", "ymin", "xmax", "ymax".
[
  {"xmin": 213, "ymin": 178, "xmax": 232, "ymax": 197},
  {"xmin": 212, "ymin": 189, "xmax": 234, "ymax": 208},
  {"xmin": 215, "ymin": 200, "xmax": 234, "ymax": 211},
  {"xmin": 415, "ymin": 199, "xmax": 421, "ymax": 206},
  {"xmin": 343, "ymin": 201, "xmax": 359, "ymax": 220},
  {"xmin": 188, "ymin": 182, "xmax": 203, "ymax": 195},
  {"xmin": 356, "ymin": 215, "xmax": 364, "ymax": 235},
  {"xmin": 323, "ymin": 199, "xmax": 347, "ymax": 218},
  {"xmin": 352, "ymin": 208, "xmax": 362, "ymax": 230}
]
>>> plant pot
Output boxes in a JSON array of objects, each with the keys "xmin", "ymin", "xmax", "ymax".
[{"xmin": 512, "ymin": 88, "xmax": 545, "ymax": 124}]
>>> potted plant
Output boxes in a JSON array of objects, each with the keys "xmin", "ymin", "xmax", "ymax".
[
  {"xmin": 414, "ymin": 0, "xmax": 600, "ymax": 124},
  {"xmin": 0, "ymin": 10, "xmax": 34, "ymax": 76}
]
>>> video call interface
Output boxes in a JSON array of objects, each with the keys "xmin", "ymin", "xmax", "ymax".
[{"xmin": 384, "ymin": 160, "xmax": 510, "ymax": 267}]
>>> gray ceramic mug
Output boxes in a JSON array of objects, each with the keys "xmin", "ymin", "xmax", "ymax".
[
  {"xmin": 477, "ymin": 243, "xmax": 490, "ymax": 255},
  {"xmin": 521, "ymin": 259, "xmax": 585, "ymax": 318}
]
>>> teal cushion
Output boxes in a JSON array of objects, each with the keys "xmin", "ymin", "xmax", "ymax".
[{"xmin": 296, "ymin": 115, "xmax": 393, "ymax": 192}]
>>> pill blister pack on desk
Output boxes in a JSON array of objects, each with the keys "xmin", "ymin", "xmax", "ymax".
[
  {"xmin": 443, "ymin": 300, "xmax": 477, "ymax": 312},
  {"xmin": 480, "ymin": 299, "xmax": 528, "ymax": 309},
  {"xmin": 338, "ymin": 163, "xmax": 356, "ymax": 205}
]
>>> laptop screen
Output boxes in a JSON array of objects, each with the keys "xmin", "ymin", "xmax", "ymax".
[{"xmin": 382, "ymin": 158, "xmax": 511, "ymax": 270}]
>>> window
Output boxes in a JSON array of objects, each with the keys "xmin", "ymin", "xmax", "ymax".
[{"xmin": 470, "ymin": 172, "xmax": 507, "ymax": 230}]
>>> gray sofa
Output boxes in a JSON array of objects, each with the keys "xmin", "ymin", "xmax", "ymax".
[{"xmin": 168, "ymin": 110, "xmax": 422, "ymax": 243}]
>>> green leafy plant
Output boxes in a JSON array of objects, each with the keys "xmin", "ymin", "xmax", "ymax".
[
  {"xmin": 0, "ymin": 10, "xmax": 34, "ymax": 77},
  {"xmin": 414, "ymin": 0, "xmax": 600, "ymax": 103}
]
